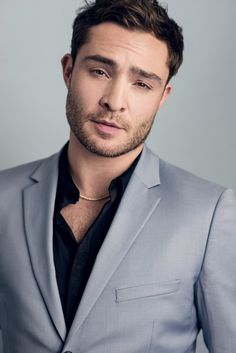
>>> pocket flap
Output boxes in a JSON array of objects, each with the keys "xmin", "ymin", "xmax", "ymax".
[{"xmin": 115, "ymin": 279, "xmax": 180, "ymax": 302}]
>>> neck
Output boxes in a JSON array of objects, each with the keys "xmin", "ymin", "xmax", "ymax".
[{"xmin": 67, "ymin": 134, "xmax": 143, "ymax": 198}]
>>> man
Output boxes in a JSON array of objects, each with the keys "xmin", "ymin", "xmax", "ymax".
[{"xmin": 0, "ymin": 0, "xmax": 235, "ymax": 352}]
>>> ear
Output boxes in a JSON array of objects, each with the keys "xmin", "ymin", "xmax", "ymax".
[
  {"xmin": 159, "ymin": 83, "xmax": 172, "ymax": 107},
  {"xmin": 61, "ymin": 54, "xmax": 73, "ymax": 88}
]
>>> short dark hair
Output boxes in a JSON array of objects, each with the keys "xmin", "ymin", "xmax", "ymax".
[{"xmin": 71, "ymin": 0, "xmax": 184, "ymax": 82}]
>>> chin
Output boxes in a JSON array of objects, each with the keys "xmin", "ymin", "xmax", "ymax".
[{"xmin": 84, "ymin": 140, "xmax": 142, "ymax": 158}]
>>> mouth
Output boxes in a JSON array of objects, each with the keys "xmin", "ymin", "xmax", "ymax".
[
  {"xmin": 91, "ymin": 119, "xmax": 124, "ymax": 134},
  {"xmin": 92, "ymin": 119, "xmax": 123, "ymax": 129}
]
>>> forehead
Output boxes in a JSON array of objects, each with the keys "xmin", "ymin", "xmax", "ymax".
[{"xmin": 77, "ymin": 22, "xmax": 169, "ymax": 79}]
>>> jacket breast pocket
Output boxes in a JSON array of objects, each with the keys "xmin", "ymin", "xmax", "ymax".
[{"xmin": 115, "ymin": 279, "xmax": 180, "ymax": 302}]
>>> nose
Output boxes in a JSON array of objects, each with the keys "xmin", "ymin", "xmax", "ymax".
[{"xmin": 99, "ymin": 79, "xmax": 127, "ymax": 113}]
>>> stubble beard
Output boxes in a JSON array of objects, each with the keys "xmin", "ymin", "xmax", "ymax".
[{"xmin": 66, "ymin": 88, "xmax": 155, "ymax": 158}]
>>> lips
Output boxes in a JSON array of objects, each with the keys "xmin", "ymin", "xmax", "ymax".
[
  {"xmin": 92, "ymin": 119, "xmax": 123, "ymax": 130},
  {"xmin": 91, "ymin": 118, "xmax": 125, "ymax": 135}
]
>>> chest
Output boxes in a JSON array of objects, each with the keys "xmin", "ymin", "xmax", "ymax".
[{"xmin": 60, "ymin": 199, "xmax": 107, "ymax": 242}]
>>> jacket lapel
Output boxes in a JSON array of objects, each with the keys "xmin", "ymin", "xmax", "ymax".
[
  {"xmin": 65, "ymin": 145, "xmax": 162, "ymax": 344},
  {"xmin": 23, "ymin": 152, "xmax": 67, "ymax": 341}
]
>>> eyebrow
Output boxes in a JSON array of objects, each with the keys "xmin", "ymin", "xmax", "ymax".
[
  {"xmin": 82, "ymin": 55, "xmax": 116, "ymax": 67},
  {"xmin": 82, "ymin": 54, "xmax": 162, "ymax": 84},
  {"xmin": 130, "ymin": 67, "xmax": 162, "ymax": 83}
]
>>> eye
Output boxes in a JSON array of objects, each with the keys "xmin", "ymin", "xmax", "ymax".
[
  {"xmin": 135, "ymin": 81, "xmax": 152, "ymax": 90},
  {"xmin": 90, "ymin": 69, "xmax": 109, "ymax": 78}
]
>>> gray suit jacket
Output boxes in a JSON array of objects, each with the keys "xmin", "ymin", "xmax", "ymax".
[{"xmin": 0, "ymin": 145, "xmax": 236, "ymax": 353}]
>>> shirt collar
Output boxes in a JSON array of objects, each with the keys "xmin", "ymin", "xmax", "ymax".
[{"xmin": 55, "ymin": 143, "xmax": 142, "ymax": 212}]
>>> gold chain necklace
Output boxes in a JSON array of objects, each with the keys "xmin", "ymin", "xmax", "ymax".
[
  {"xmin": 70, "ymin": 173, "xmax": 110, "ymax": 202},
  {"xmin": 79, "ymin": 193, "xmax": 110, "ymax": 202}
]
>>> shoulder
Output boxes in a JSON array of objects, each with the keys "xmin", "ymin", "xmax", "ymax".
[
  {"xmin": 0, "ymin": 152, "xmax": 60, "ymax": 193},
  {"xmin": 0, "ymin": 158, "xmax": 44, "ymax": 179},
  {"xmin": 0, "ymin": 157, "xmax": 46, "ymax": 183},
  {"xmin": 143, "ymin": 146, "xmax": 227, "ymax": 207},
  {"xmin": 158, "ymin": 157, "xmax": 236, "ymax": 233},
  {"xmin": 159, "ymin": 157, "xmax": 234, "ymax": 220},
  {"xmin": 159, "ymin": 157, "xmax": 225, "ymax": 194}
]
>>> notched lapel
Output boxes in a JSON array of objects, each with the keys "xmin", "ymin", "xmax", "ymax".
[
  {"xmin": 23, "ymin": 153, "xmax": 67, "ymax": 341},
  {"xmin": 65, "ymin": 145, "xmax": 162, "ymax": 343}
]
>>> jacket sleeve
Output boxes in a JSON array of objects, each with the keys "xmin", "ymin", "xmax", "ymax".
[{"xmin": 195, "ymin": 188, "xmax": 236, "ymax": 352}]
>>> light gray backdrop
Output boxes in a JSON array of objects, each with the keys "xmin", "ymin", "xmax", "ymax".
[{"xmin": 0, "ymin": 1, "xmax": 235, "ymax": 352}]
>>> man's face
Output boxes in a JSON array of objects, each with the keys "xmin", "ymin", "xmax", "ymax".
[{"xmin": 62, "ymin": 22, "xmax": 172, "ymax": 157}]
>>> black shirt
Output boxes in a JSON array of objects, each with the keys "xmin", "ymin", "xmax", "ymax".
[{"xmin": 53, "ymin": 144, "xmax": 141, "ymax": 330}]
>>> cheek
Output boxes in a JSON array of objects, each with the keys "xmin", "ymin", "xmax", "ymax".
[
  {"xmin": 71, "ymin": 81, "xmax": 101, "ymax": 110},
  {"xmin": 131, "ymin": 96, "xmax": 160, "ymax": 123}
]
